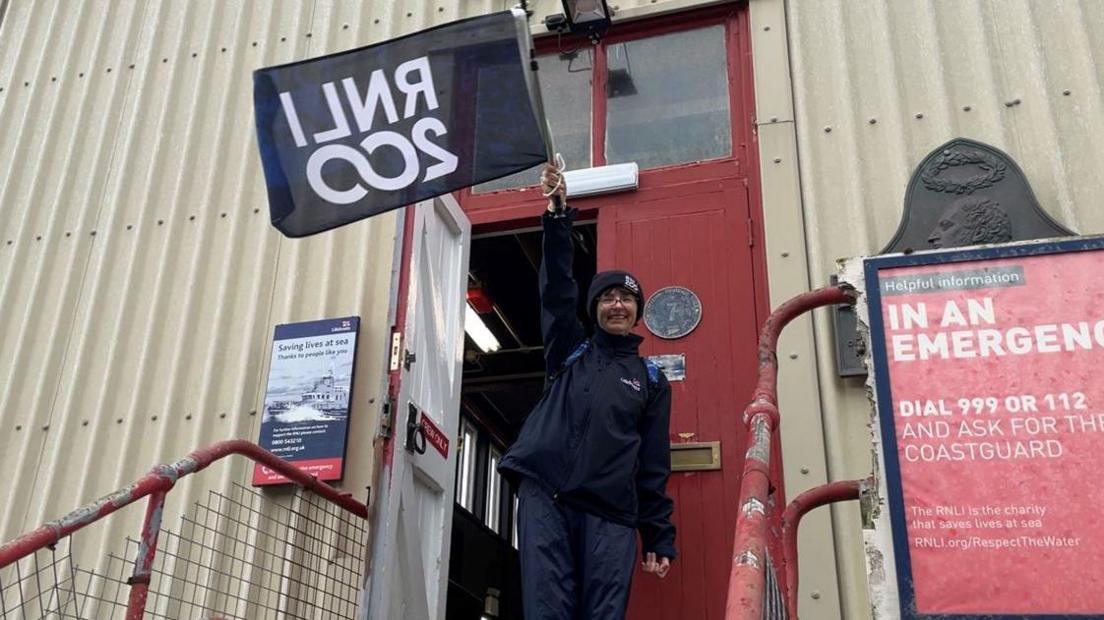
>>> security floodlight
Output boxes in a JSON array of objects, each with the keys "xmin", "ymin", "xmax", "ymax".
[{"xmin": 547, "ymin": 0, "xmax": 613, "ymax": 43}]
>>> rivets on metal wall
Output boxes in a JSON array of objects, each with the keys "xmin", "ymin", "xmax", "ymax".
[
  {"xmin": 157, "ymin": 219, "xmax": 164, "ymax": 226},
  {"xmin": 42, "ymin": 424, "xmax": 50, "ymax": 431},
  {"xmin": 5, "ymin": 240, "xmax": 11, "ymax": 245},
  {"xmin": 191, "ymin": 52, "xmax": 197, "ymax": 58},
  {"xmin": 129, "ymin": 64, "xmax": 135, "ymax": 70},
  {"xmin": 823, "ymin": 126, "xmax": 832, "ymax": 133},
  {"xmin": 1063, "ymin": 89, "xmax": 1071, "ymax": 96},
  {"xmin": 23, "ymin": 81, "xmax": 29, "ymax": 87},
  {"xmin": 116, "ymin": 418, "xmax": 123, "ymax": 424},
  {"xmin": 253, "ymin": 208, "xmax": 260, "ymax": 214},
  {"xmin": 219, "ymin": 413, "xmax": 227, "ymax": 419},
  {"xmin": 406, "ymin": 12, "xmax": 413, "ymax": 17},
  {"xmin": 811, "ymin": 591, "xmax": 821, "ymax": 600},
  {"xmin": 66, "ymin": 232, "xmax": 72, "ymax": 237},
  {"xmin": 373, "ymin": 19, "xmax": 380, "ymax": 24},
  {"xmin": 78, "ymin": 72, "xmax": 84, "ymax": 78},
  {"xmin": 189, "ymin": 215, "xmax": 196, "ymax": 221},
  {"xmin": 82, "ymin": 420, "xmax": 89, "ymax": 427},
  {"xmin": 438, "ymin": 7, "xmax": 444, "ymax": 12},
  {"xmin": 14, "ymin": 425, "xmax": 21, "ymax": 431},
  {"xmin": 773, "ymin": 157, "xmax": 782, "ymax": 164},
  {"xmin": 106, "ymin": 68, "xmax": 112, "ymax": 73},
  {"xmin": 151, "ymin": 415, "xmax": 158, "ymax": 421},
  {"xmin": 781, "ymin": 252, "xmax": 789, "ymax": 257},
  {"xmin": 185, "ymin": 414, "xmax": 193, "ymax": 421},
  {"xmin": 161, "ymin": 58, "xmax": 168, "ymax": 63},
  {"xmin": 769, "ymin": 116, "xmax": 778, "ymax": 123},
  {"xmin": 50, "ymin": 77, "xmax": 56, "ymax": 82},
  {"xmin": 125, "ymin": 224, "xmax": 133, "ymax": 231},
  {"xmin": 251, "ymin": 42, "xmax": 258, "ymax": 47},
  {"xmin": 763, "ymin": 25, "xmax": 771, "ymax": 31},
  {"xmin": 343, "ymin": 24, "xmax": 349, "ymax": 30},
  {"xmin": 868, "ymin": 118, "xmax": 876, "ymax": 124},
  {"xmin": 89, "ymin": 230, "xmax": 96, "ymax": 236},
  {"xmin": 915, "ymin": 112, "xmax": 924, "ymax": 119},
  {"xmin": 306, "ymin": 32, "xmax": 313, "ymax": 38},
  {"xmin": 789, "ymin": 353, "xmax": 798, "ymax": 359},
  {"xmin": 280, "ymin": 36, "xmax": 287, "ymax": 42},
  {"xmin": 220, "ymin": 213, "xmax": 227, "ymax": 218},
  {"xmin": 800, "ymin": 466, "xmax": 810, "ymax": 474},
  {"xmin": 250, "ymin": 410, "xmax": 257, "ymax": 416},
  {"xmin": 1004, "ymin": 98, "xmax": 1021, "ymax": 107},
  {"xmin": 35, "ymin": 235, "xmax": 41, "ymax": 241},
  {"xmin": 962, "ymin": 105, "xmax": 971, "ymax": 112}
]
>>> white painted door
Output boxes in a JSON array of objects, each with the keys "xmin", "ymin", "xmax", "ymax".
[{"xmin": 365, "ymin": 194, "xmax": 470, "ymax": 620}]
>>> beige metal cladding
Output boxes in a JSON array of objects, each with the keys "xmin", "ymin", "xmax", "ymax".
[
  {"xmin": 755, "ymin": 1, "xmax": 1104, "ymax": 619},
  {"xmin": 0, "ymin": 0, "xmax": 507, "ymax": 598}
]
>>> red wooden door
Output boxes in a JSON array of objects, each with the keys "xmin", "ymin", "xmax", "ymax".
[{"xmin": 598, "ymin": 174, "xmax": 762, "ymax": 620}]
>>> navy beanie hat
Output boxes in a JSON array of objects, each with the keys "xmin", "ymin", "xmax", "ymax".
[{"xmin": 587, "ymin": 270, "xmax": 644, "ymax": 324}]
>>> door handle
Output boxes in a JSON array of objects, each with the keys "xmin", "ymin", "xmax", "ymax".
[{"xmin": 406, "ymin": 403, "xmax": 427, "ymax": 455}]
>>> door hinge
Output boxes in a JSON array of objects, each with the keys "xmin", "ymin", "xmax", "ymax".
[
  {"xmin": 389, "ymin": 332, "xmax": 402, "ymax": 371},
  {"xmin": 403, "ymin": 349, "xmax": 417, "ymax": 370},
  {"xmin": 380, "ymin": 398, "xmax": 394, "ymax": 438}
]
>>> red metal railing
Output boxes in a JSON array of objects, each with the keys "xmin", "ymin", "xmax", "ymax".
[
  {"xmin": 0, "ymin": 439, "xmax": 368, "ymax": 620},
  {"xmin": 781, "ymin": 478, "xmax": 871, "ymax": 619},
  {"xmin": 724, "ymin": 285, "xmax": 861, "ymax": 620}
]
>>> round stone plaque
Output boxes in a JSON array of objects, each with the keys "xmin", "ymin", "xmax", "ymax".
[{"xmin": 643, "ymin": 286, "xmax": 702, "ymax": 339}]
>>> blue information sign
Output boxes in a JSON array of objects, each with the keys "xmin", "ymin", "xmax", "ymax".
[{"xmin": 253, "ymin": 317, "xmax": 359, "ymax": 486}]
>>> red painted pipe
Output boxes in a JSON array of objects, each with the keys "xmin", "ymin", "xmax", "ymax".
[
  {"xmin": 125, "ymin": 490, "xmax": 167, "ymax": 620},
  {"xmin": 725, "ymin": 285, "xmax": 856, "ymax": 620},
  {"xmin": 751, "ymin": 285, "xmax": 855, "ymax": 408},
  {"xmin": 781, "ymin": 479, "xmax": 869, "ymax": 619},
  {"xmin": 724, "ymin": 413, "xmax": 775, "ymax": 619},
  {"xmin": 0, "ymin": 439, "xmax": 368, "ymax": 570}
]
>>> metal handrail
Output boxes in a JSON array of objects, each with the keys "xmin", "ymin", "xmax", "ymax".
[
  {"xmin": 0, "ymin": 439, "xmax": 368, "ymax": 620},
  {"xmin": 781, "ymin": 478, "xmax": 871, "ymax": 619},
  {"xmin": 724, "ymin": 285, "xmax": 857, "ymax": 620}
]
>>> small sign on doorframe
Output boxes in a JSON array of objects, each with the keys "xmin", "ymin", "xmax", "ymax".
[{"xmin": 647, "ymin": 354, "xmax": 686, "ymax": 382}]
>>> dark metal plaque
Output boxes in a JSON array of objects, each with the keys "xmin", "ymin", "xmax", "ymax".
[
  {"xmin": 881, "ymin": 137, "xmax": 1075, "ymax": 253},
  {"xmin": 834, "ymin": 137, "xmax": 1078, "ymax": 377},
  {"xmin": 643, "ymin": 287, "xmax": 702, "ymax": 340}
]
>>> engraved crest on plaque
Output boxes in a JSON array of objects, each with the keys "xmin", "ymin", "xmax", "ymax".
[{"xmin": 643, "ymin": 286, "xmax": 702, "ymax": 340}]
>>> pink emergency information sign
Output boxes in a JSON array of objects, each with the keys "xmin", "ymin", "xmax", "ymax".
[{"xmin": 867, "ymin": 242, "xmax": 1104, "ymax": 617}]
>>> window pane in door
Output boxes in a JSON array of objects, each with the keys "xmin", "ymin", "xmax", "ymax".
[
  {"xmin": 457, "ymin": 420, "xmax": 478, "ymax": 512},
  {"xmin": 474, "ymin": 50, "xmax": 593, "ymax": 193},
  {"xmin": 605, "ymin": 25, "xmax": 731, "ymax": 170},
  {"xmin": 485, "ymin": 447, "xmax": 502, "ymax": 533}
]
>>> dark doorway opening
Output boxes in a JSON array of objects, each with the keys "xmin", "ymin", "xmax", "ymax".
[{"xmin": 445, "ymin": 220, "xmax": 597, "ymax": 620}]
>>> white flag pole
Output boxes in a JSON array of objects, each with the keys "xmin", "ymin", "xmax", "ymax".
[{"xmin": 511, "ymin": 7, "xmax": 565, "ymax": 209}]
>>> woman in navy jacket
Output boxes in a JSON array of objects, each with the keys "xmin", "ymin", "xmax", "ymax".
[{"xmin": 499, "ymin": 164, "xmax": 677, "ymax": 620}]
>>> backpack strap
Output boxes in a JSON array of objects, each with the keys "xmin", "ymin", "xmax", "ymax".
[
  {"xmin": 643, "ymin": 358, "xmax": 661, "ymax": 388},
  {"xmin": 547, "ymin": 339, "xmax": 591, "ymax": 384}
]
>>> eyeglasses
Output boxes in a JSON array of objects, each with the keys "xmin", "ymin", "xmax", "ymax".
[{"xmin": 597, "ymin": 293, "xmax": 637, "ymax": 307}]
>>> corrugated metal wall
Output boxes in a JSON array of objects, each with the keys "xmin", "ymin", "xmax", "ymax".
[
  {"xmin": 0, "ymin": 0, "xmax": 499, "ymax": 591},
  {"xmin": 761, "ymin": 1, "xmax": 1104, "ymax": 618}
]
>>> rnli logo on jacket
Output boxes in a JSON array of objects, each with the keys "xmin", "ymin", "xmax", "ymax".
[{"xmin": 620, "ymin": 377, "xmax": 642, "ymax": 392}]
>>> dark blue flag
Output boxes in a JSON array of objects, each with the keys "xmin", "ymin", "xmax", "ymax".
[{"xmin": 254, "ymin": 10, "xmax": 548, "ymax": 237}]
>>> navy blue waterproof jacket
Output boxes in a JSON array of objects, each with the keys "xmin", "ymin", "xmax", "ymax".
[{"xmin": 499, "ymin": 208, "xmax": 677, "ymax": 560}]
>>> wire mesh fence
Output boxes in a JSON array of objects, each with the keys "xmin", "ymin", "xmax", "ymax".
[{"xmin": 1, "ymin": 483, "xmax": 367, "ymax": 620}]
